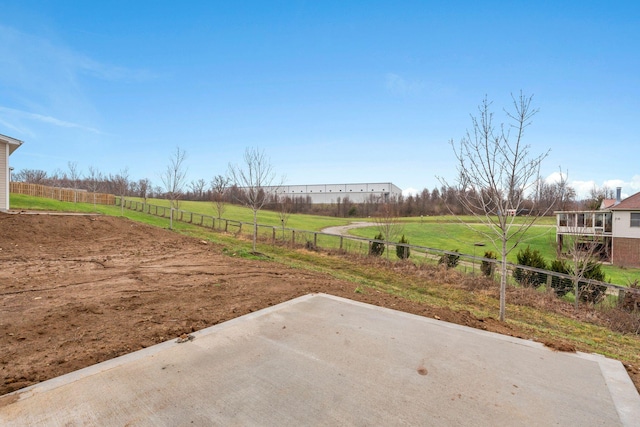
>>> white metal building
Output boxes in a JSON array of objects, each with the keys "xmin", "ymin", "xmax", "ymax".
[
  {"xmin": 0, "ymin": 134, "xmax": 23, "ymax": 211},
  {"xmin": 265, "ymin": 182, "xmax": 402, "ymax": 204}
]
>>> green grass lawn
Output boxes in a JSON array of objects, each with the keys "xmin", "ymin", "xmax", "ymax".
[
  {"xmin": 348, "ymin": 222, "xmax": 558, "ymax": 262},
  {"xmin": 129, "ymin": 197, "xmax": 351, "ymax": 231}
]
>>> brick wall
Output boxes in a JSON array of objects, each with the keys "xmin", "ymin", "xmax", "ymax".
[{"xmin": 612, "ymin": 237, "xmax": 640, "ymax": 267}]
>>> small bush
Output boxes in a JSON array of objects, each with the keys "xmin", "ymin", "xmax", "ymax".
[
  {"xmin": 369, "ymin": 233, "xmax": 385, "ymax": 257},
  {"xmin": 578, "ymin": 262, "xmax": 607, "ymax": 304},
  {"xmin": 480, "ymin": 251, "xmax": 497, "ymax": 277},
  {"xmin": 396, "ymin": 234, "xmax": 410, "ymax": 259},
  {"xmin": 439, "ymin": 250, "xmax": 460, "ymax": 268},
  {"xmin": 621, "ymin": 280, "xmax": 640, "ymax": 312},
  {"xmin": 513, "ymin": 246, "xmax": 547, "ymax": 288},
  {"xmin": 549, "ymin": 259, "xmax": 573, "ymax": 297}
]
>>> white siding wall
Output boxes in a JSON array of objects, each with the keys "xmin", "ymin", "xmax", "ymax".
[
  {"xmin": 0, "ymin": 141, "xmax": 8, "ymax": 210},
  {"xmin": 270, "ymin": 182, "xmax": 402, "ymax": 204},
  {"xmin": 612, "ymin": 211, "xmax": 640, "ymax": 238}
]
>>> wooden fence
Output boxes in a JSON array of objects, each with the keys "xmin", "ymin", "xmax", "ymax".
[{"xmin": 10, "ymin": 182, "xmax": 115, "ymax": 205}]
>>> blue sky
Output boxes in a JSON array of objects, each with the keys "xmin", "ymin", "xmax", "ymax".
[{"xmin": 1, "ymin": 1, "xmax": 639, "ymax": 198}]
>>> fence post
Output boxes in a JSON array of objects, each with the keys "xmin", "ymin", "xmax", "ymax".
[
  {"xmin": 340, "ymin": 236, "xmax": 343, "ymax": 250},
  {"xmin": 291, "ymin": 230, "xmax": 296, "ymax": 247},
  {"xmin": 314, "ymin": 232, "xmax": 317, "ymax": 248},
  {"xmin": 618, "ymin": 289, "xmax": 626, "ymax": 307},
  {"xmin": 272, "ymin": 227, "xmax": 276, "ymax": 244},
  {"xmin": 225, "ymin": 220, "xmax": 228, "ymax": 232}
]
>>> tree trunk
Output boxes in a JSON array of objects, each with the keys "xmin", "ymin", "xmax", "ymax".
[
  {"xmin": 253, "ymin": 209, "xmax": 258, "ymax": 252},
  {"xmin": 500, "ymin": 239, "xmax": 507, "ymax": 322}
]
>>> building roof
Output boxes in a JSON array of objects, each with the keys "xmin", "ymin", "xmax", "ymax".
[
  {"xmin": 0, "ymin": 133, "xmax": 23, "ymax": 155},
  {"xmin": 600, "ymin": 198, "xmax": 617, "ymax": 209},
  {"xmin": 610, "ymin": 191, "xmax": 640, "ymax": 210}
]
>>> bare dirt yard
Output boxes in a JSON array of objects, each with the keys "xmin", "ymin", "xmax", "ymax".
[{"xmin": 1, "ymin": 213, "xmax": 638, "ymax": 396}]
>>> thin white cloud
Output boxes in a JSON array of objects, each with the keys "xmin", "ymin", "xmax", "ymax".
[
  {"xmin": 0, "ymin": 24, "xmax": 154, "ymax": 84},
  {"xmin": 567, "ymin": 177, "xmax": 640, "ymax": 200},
  {"xmin": 0, "ymin": 24, "xmax": 157, "ymax": 139},
  {"xmin": 0, "ymin": 106, "xmax": 100, "ymax": 134},
  {"xmin": 385, "ymin": 73, "xmax": 424, "ymax": 96}
]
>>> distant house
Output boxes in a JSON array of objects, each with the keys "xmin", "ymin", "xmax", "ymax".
[
  {"xmin": 0, "ymin": 134, "xmax": 23, "ymax": 211},
  {"xmin": 555, "ymin": 188, "xmax": 640, "ymax": 267}
]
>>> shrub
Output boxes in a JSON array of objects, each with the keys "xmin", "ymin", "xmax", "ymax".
[
  {"xmin": 621, "ymin": 280, "xmax": 640, "ymax": 312},
  {"xmin": 578, "ymin": 262, "xmax": 607, "ymax": 304},
  {"xmin": 549, "ymin": 259, "xmax": 573, "ymax": 297},
  {"xmin": 513, "ymin": 246, "xmax": 547, "ymax": 288},
  {"xmin": 369, "ymin": 233, "xmax": 385, "ymax": 257},
  {"xmin": 396, "ymin": 234, "xmax": 410, "ymax": 259},
  {"xmin": 480, "ymin": 251, "xmax": 497, "ymax": 277},
  {"xmin": 439, "ymin": 250, "xmax": 460, "ymax": 268},
  {"xmin": 347, "ymin": 206, "xmax": 358, "ymax": 217}
]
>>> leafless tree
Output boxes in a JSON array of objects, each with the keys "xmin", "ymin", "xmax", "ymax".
[
  {"xmin": 86, "ymin": 166, "xmax": 103, "ymax": 210},
  {"xmin": 585, "ymin": 185, "xmax": 615, "ymax": 210},
  {"xmin": 276, "ymin": 194, "xmax": 293, "ymax": 241},
  {"xmin": 161, "ymin": 147, "xmax": 188, "ymax": 230},
  {"xmin": 137, "ymin": 178, "xmax": 151, "ymax": 203},
  {"xmin": 441, "ymin": 93, "xmax": 555, "ymax": 321},
  {"xmin": 228, "ymin": 147, "xmax": 282, "ymax": 252},
  {"xmin": 13, "ymin": 169, "xmax": 48, "ymax": 184},
  {"xmin": 110, "ymin": 168, "xmax": 130, "ymax": 216},
  {"xmin": 189, "ymin": 178, "xmax": 207, "ymax": 200},
  {"xmin": 210, "ymin": 175, "xmax": 229, "ymax": 227},
  {"xmin": 555, "ymin": 213, "xmax": 608, "ymax": 308},
  {"xmin": 374, "ymin": 201, "xmax": 404, "ymax": 261},
  {"xmin": 67, "ymin": 161, "xmax": 82, "ymax": 204},
  {"xmin": 533, "ymin": 171, "xmax": 575, "ymax": 213}
]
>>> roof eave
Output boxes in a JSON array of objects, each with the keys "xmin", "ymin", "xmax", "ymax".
[{"xmin": 0, "ymin": 133, "xmax": 24, "ymax": 155}]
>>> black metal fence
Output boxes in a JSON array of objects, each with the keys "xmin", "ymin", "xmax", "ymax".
[{"xmin": 119, "ymin": 199, "xmax": 640, "ymax": 305}]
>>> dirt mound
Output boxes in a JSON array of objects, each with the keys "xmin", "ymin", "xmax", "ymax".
[{"xmin": 0, "ymin": 213, "xmax": 635, "ymax": 395}]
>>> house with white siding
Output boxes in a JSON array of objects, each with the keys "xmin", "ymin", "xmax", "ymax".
[
  {"xmin": 555, "ymin": 188, "xmax": 640, "ymax": 267},
  {"xmin": 0, "ymin": 134, "xmax": 23, "ymax": 211}
]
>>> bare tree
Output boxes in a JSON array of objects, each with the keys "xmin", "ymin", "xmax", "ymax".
[
  {"xmin": 585, "ymin": 185, "xmax": 615, "ymax": 210},
  {"xmin": 374, "ymin": 202, "xmax": 404, "ymax": 261},
  {"xmin": 189, "ymin": 179, "xmax": 207, "ymax": 200},
  {"xmin": 210, "ymin": 175, "xmax": 230, "ymax": 227},
  {"xmin": 161, "ymin": 147, "xmax": 188, "ymax": 230},
  {"xmin": 86, "ymin": 166, "xmax": 103, "ymax": 210},
  {"xmin": 228, "ymin": 147, "xmax": 282, "ymax": 252},
  {"xmin": 137, "ymin": 178, "xmax": 151, "ymax": 203},
  {"xmin": 534, "ymin": 172, "xmax": 575, "ymax": 214},
  {"xmin": 13, "ymin": 169, "xmax": 48, "ymax": 184},
  {"xmin": 555, "ymin": 212, "xmax": 609, "ymax": 308},
  {"xmin": 441, "ymin": 93, "xmax": 554, "ymax": 321},
  {"xmin": 276, "ymin": 194, "xmax": 293, "ymax": 241},
  {"xmin": 67, "ymin": 161, "xmax": 83, "ymax": 204},
  {"xmin": 110, "ymin": 168, "xmax": 130, "ymax": 216}
]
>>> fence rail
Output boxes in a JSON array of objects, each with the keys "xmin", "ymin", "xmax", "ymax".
[
  {"xmin": 11, "ymin": 182, "xmax": 115, "ymax": 205},
  {"xmin": 119, "ymin": 199, "xmax": 640, "ymax": 304}
]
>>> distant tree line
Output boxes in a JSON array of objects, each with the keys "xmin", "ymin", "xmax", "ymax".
[{"xmin": 12, "ymin": 166, "xmax": 612, "ymax": 218}]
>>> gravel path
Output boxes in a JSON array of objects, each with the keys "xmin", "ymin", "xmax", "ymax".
[{"xmin": 321, "ymin": 222, "xmax": 376, "ymax": 236}]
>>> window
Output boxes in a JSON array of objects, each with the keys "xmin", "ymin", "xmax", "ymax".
[
  {"xmin": 558, "ymin": 214, "xmax": 568, "ymax": 227},
  {"xmin": 631, "ymin": 213, "xmax": 640, "ymax": 227}
]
